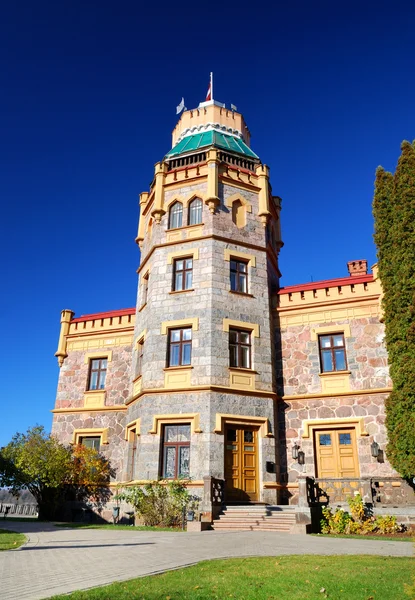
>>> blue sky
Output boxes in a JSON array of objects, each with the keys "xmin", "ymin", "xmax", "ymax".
[{"xmin": 1, "ymin": 1, "xmax": 414, "ymax": 446}]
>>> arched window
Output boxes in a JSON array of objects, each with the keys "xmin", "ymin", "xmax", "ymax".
[
  {"xmin": 169, "ymin": 202, "xmax": 183, "ymax": 229},
  {"xmin": 232, "ymin": 200, "xmax": 246, "ymax": 228},
  {"xmin": 188, "ymin": 198, "xmax": 203, "ymax": 226}
]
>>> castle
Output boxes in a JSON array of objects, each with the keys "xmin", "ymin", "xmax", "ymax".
[{"xmin": 52, "ymin": 97, "xmax": 411, "ymax": 525}]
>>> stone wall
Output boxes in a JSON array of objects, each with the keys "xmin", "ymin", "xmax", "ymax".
[
  {"xmin": 52, "ymin": 410, "xmax": 127, "ymax": 480},
  {"xmin": 56, "ymin": 345, "xmax": 133, "ymax": 409},
  {"xmin": 276, "ymin": 317, "xmax": 391, "ymax": 397}
]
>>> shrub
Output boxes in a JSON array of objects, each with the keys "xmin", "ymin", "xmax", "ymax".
[
  {"xmin": 320, "ymin": 493, "xmax": 406, "ymax": 536},
  {"xmin": 115, "ymin": 480, "xmax": 199, "ymax": 527}
]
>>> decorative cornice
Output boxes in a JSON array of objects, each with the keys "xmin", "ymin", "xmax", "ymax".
[
  {"xmin": 175, "ymin": 122, "xmax": 244, "ymax": 145},
  {"xmin": 280, "ymin": 387, "xmax": 392, "ymax": 402}
]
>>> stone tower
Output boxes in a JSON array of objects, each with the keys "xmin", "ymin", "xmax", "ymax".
[{"xmin": 126, "ymin": 98, "xmax": 283, "ymax": 504}]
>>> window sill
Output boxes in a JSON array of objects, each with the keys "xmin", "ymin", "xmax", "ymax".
[
  {"xmin": 229, "ymin": 367, "xmax": 258, "ymax": 374},
  {"xmin": 166, "ymin": 223, "xmax": 205, "ymax": 232},
  {"xmin": 319, "ymin": 370, "xmax": 351, "ymax": 377},
  {"xmin": 229, "ymin": 290, "xmax": 254, "ymax": 298},
  {"xmin": 85, "ymin": 388, "xmax": 106, "ymax": 394},
  {"xmin": 138, "ymin": 303, "xmax": 147, "ymax": 312},
  {"xmin": 164, "ymin": 366, "xmax": 193, "ymax": 371},
  {"xmin": 169, "ymin": 289, "xmax": 194, "ymax": 295}
]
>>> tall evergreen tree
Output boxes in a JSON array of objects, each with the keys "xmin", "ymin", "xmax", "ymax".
[{"xmin": 373, "ymin": 141, "xmax": 415, "ymax": 478}]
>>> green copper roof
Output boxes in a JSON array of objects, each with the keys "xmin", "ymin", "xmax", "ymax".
[{"xmin": 165, "ymin": 130, "xmax": 259, "ymax": 159}]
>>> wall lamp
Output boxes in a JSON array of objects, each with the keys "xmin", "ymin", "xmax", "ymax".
[
  {"xmin": 371, "ymin": 440, "xmax": 380, "ymax": 459},
  {"xmin": 292, "ymin": 443, "xmax": 305, "ymax": 465}
]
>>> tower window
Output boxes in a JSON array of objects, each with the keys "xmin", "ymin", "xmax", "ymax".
[
  {"xmin": 232, "ymin": 200, "xmax": 246, "ymax": 228},
  {"xmin": 161, "ymin": 424, "xmax": 190, "ymax": 479},
  {"xmin": 229, "ymin": 329, "xmax": 251, "ymax": 369},
  {"xmin": 188, "ymin": 198, "xmax": 203, "ymax": 225},
  {"xmin": 168, "ymin": 328, "xmax": 192, "ymax": 367},
  {"xmin": 168, "ymin": 202, "xmax": 183, "ymax": 229},
  {"xmin": 230, "ymin": 259, "xmax": 248, "ymax": 294},
  {"xmin": 173, "ymin": 257, "xmax": 193, "ymax": 291},
  {"xmin": 88, "ymin": 358, "xmax": 107, "ymax": 390},
  {"xmin": 319, "ymin": 334, "xmax": 347, "ymax": 372},
  {"xmin": 136, "ymin": 339, "xmax": 144, "ymax": 377}
]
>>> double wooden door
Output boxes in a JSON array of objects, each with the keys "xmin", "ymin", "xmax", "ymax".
[
  {"xmin": 314, "ymin": 428, "xmax": 359, "ymax": 478},
  {"xmin": 224, "ymin": 426, "xmax": 258, "ymax": 502}
]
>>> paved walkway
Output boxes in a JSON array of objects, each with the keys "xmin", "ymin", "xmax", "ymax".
[{"xmin": 0, "ymin": 521, "xmax": 413, "ymax": 600}]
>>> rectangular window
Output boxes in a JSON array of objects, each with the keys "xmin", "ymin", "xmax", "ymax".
[
  {"xmin": 136, "ymin": 340, "xmax": 144, "ymax": 377},
  {"xmin": 230, "ymin": 259, "xmax": 248, "ymax": 294},
  {"xmin": 319, "ymin": 334, "xmax": 347, "ymax": 372},
  {"xmin": 127, "ymin": 429, "xmax": 138, "ymax": 480},
  {"xmin": 173, "ymin": 257, "xmax": 193, "ymax": 291},
  {"xmin": 161, "ymin": 424, "xmax": 190, "ymax": 479},
  {"xmin": 88, "ymin": 358, "xmax": 107, "ymax": 390},
  {"xmin": 168, "ymin": 328, "xmax": 192, "ymax": 367},
  {"xmin": 229, "ymin": 328, "xmax": 251, "ymax": 369},
  {"xmin": 80, "ymin": 436, "xmax": 101, "ymax": 451},
  {"xmin": 142, "ymin": 272, "xmax": 149, "ymax": 306}
]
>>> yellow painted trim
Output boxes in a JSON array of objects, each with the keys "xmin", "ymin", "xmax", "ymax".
[
  {"xmin": 83, "ymin": 390, "xmax": 105, "ymax": 408},
  {"xmin": 302, "ymin": 417, "xmax": 368, "ymax": 439},
  {"xmin": 161, "ymin": 317, "xmax": 199, "ymax": 334},
  {"xmin": 224, "ymin": 192, "xmax": 253, "ymax": 213},
  {"xmin": 125, "ymin": 385, "xmax": 277, "ymax": 406},
  {"xmin": 137, "ymin": 233, "xmax": 267, "ymax": 275},
  {"xmin": 281, "ymin": 387, "xmax": 392, "ymax": 402},
  {"xmin": 55, "ymin": 309, "xmax": 74, "ymax": 367},
  {"xmin": 222, "ymin": 318, "xmax": 260, "ymax": 337},
  {"xmin": 214, "ymin": 413, "xmax": 273, "ymax": 438},
  {"xmin": 229, "ymin": 369, "xmax": 255, "ymax": 390},
  {"xmin": 263, "ymin": 482, "xmax": 299, "ymax": 489},
  {"xmin": 119, "ymin": 480, "xmax": 204, "ymax": 488},
  {"xmin": 148, "ymin": 413, "xmax": 202, "ymax": 435},
  {"xmin": 133, "ymin": 375, "xmax": 142, "ymax": 397},
  {"xmin": 83, "ymin": 350, "xmax": 113, "ymax": 364},
  {"xmin": 164, "ymin": 367, "xmax": 192, "ymax": 389},
  {"xmin": 319, "ymin": 370, "xmax": 351, "ymax": 394},
  {"xmin": 310, "ymin": 324, "xmax": 351, "ymax": 341},
  {"xmin": 73, "ymin": 427, "xmax": 109, "ymax": 445},
  {"xmin": 125, "ymin": 419, "xmax": 140, "ymax": 440},
  {"xmin": 164, "ymin": 191, "xmax": 207, "ymax": 210},
  {"xmin": 167, "ymin": 248, "xmax": 199, "ymax": 265},
  {"xmin": 135, "ymin": 329, "xmax": 147, "ymax": 345},
  {"xmin": 52, "ymin": 405, "xmax": 127, "ymax": 413},
  {"xmin": 224, "ymin": 249, "xmax": 256, "ymax": 267}
]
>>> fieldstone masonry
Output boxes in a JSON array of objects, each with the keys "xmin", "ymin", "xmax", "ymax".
[{"xmin": 52, "ymin": 102, "xmax": 413, "ymax": 520}]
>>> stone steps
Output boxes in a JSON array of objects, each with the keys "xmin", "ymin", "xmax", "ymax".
[{"xmin": 212, "ymin": 505, "xmax": 298, "ymax": 532}]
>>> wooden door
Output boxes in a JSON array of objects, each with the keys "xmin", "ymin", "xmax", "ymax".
[
  {"xmin": 315, "ymin": 428, "xmax": 359, "ymax": 478},
  {"xmin": 225, "ymin": 426, "xmax": 258, "ymax": 502}
]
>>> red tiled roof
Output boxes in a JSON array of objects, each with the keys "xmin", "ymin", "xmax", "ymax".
[
  {"xmin": 71, "ymin": 308, "xmax": 135, "ymax": 323},
  {"xmin": 278, "ymin": 274, "xmax": 374, "ymax": 295}
]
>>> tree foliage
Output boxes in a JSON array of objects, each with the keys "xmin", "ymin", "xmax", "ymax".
[
  {"xmin": 0, "ymin": 426, "xmax": 113, "ymax": 519},
  {"xmin": 116, "ymin": 480, "xmax": 199, "ymax": 527},
  {"xmin": 373, "ymin": 140, "xmax": 415, "ymax": 478}
]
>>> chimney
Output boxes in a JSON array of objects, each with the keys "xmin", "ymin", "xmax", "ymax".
[{"xmin": 347, "ymin": 259, "xmax": 368, "ymax": 277}]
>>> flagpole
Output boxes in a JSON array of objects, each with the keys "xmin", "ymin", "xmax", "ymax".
[{"xmin": 210, "ymin": 72, "xmax": 213, "ymax": 101}]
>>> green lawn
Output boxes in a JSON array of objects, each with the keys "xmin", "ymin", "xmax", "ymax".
[
  {"xmin": 0, "ymin": 528, "xmax": 26, "ymax": 551},
  {"xmin": 55, "ymin": 522, "xmax": 181, "ymax": 532},
  {"xmin": 48, "ymin": 556, "xmax": 415, "ymax": 599}
]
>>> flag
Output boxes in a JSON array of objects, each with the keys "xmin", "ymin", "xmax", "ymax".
[
  {"xmin": 176, "ymin": 97, "xmax": 185, "ymax": 114},
  {"xmin": 206, "ymin": 75, "xmax": 212, "ymax": 101}
]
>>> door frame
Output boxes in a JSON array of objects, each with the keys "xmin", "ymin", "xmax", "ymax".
[
  {"xmin": 224, "ymin": 423, "xmax": 260, "ymax": 502},
  {"xmin": 313, "ymin": 426, "xmax": 360, "ymax": 479}
]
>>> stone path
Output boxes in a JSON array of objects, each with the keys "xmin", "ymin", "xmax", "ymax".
[{"xmin": 0, "ymin": 521, "xmax": 413, "ymax": 600}]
